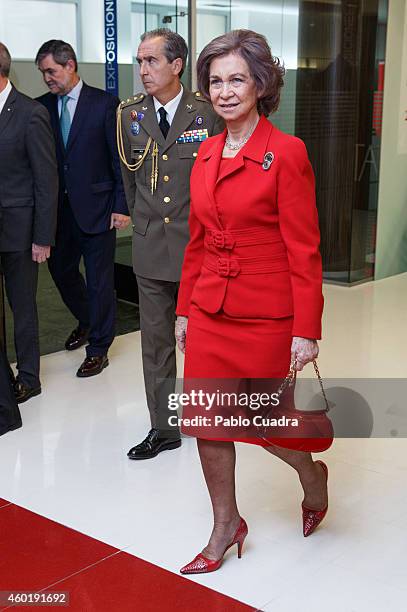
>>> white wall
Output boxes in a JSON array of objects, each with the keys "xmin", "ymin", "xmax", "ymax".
[
  {"xmin": 0, "ymin": 0, "xmax": 77, "ymax": 59},
  {"xmin": 375, "ymin": 0, "xmax": 407, "ymax": 279},
  {"xmin": 0, "ymin": 0, "xmax": 137, "ymax": 64}
]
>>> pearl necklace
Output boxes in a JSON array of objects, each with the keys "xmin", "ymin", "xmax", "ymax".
[{"xmin": 225, "ymin": 118, "xmax": 259, "ymax": 150}]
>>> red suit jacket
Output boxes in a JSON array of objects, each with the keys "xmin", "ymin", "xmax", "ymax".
[{"xmin": 176, "ymin": 115, "xmax": 324, "ymax": 340}]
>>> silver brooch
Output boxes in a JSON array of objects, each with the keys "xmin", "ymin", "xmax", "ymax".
[{"xmin": 262, "ymin": 152, "xmax": 274, "ymax": 170}]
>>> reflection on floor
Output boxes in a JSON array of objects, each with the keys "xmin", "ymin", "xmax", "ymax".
[
  {"xmin": 0, "ymin": 273, "xmax": 407, "ymax": 611},
  {"xmin": 5, "ymin": 263, "xmax": 139, "ymax": 361}
]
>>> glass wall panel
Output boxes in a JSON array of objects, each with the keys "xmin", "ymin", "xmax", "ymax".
[
  {"xmin": 196, "ymin": 1, "xmax": 298, "ymax": 133},
  {"xmin": 2, "ymin": 0, "xmax": 387, "ymax": 291},
  {"xmin": 295, "ymin": 0, "xmax": 387, "ymax": 283},
  {"xmin": 80, "ymin": 0, "xmax": 104, "ymax": 62},
  {"xmin": 230, "ymin": 0, "xmax": 298, "ymax": 68},
  {"xmin": 196, "ymin": 0, "xmax": 387, "ymax": 284},
  {"xmin": 196, "ymin": 0, "xmax": 230, "ymax": 62},
  {"xmin": 0, "ymin": 0, "xmax": 77, "ymax": 58}
]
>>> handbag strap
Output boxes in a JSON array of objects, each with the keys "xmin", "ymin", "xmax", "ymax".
[{"xmin": 276, "ymin": 359, "xmax": 330, "ymax": 413}]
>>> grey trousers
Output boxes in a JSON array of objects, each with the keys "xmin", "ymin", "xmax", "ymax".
[
  {"xmin": 0, "ymin": 250, "xmax": 40, "ymax": 387},
  {"xmin": 136, "ymin": 275, "xmax": 180, "ymax": 437}
]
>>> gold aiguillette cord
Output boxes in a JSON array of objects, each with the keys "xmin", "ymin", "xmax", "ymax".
[
  {"xmin": 116, "ymin": 103, "xmax": 153, "ymax": 173},
  {"xmin": 151, "ymin": 141, "xmax": 159, "ymax": 194}
]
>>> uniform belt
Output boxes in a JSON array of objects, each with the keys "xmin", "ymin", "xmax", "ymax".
[
  {"xmin": 205, "ymin": 227, "xmax": 284, "ymax": 250},
  {"xmin": 203, "ymin": 253, "xmax": 289, "ymax": 277}
]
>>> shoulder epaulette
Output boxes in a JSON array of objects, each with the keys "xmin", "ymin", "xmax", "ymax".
[
  {"xmin": 119, "ymin": 93, "xmax": 146, "ymax": 108},
  {"xmin": 194, "ymin": 91, "xmax": 208, "ymax": 102}
]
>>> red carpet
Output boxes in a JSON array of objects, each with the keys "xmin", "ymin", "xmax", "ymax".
[{"xmin": 0, "ymin": 501, "xmax": 255, "ymax": 611}]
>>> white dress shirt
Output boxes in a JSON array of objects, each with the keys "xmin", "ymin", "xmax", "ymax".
[
  {"xmin": 153, "ymin": 85, "xmax": 183, "ymax": 126},
  {"xmin": 0, "ymin": 79, "xmax": 12, "ymax": 116},
  {"xmin": 58, "ymin": 78, "xmax": 83, "ymax": 121}
]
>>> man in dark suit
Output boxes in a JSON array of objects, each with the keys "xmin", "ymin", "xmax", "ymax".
[
  {"xmin": 1, "ymin": 233, "xmax": 21, "ymax": 431},
  {"xmin": 35, "ymin": 40, "xmax": 130, "ymax": 377},
  {"xmin": 0, "ymin": 42, "xmax": 58, "ymax": 403}
]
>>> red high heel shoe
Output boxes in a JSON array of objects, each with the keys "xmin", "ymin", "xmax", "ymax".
[
  {"xmin": 180, "ymin": 518, "xmax": 248, "ymax": 575},
  {"xmin": 302, "ymin": 460, "xmax": 328, "ymax": 537}
]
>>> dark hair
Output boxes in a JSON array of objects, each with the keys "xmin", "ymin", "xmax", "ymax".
[
  {"xmin": 35, "ymin": 39, "xmax": 78, "ymax": 71},
  {"xmin": 0, "ymin": 42, "xmax": 11, "ymax": 78},
  {"xmin": 140, "ymin": 28, "xmax": 188, "ymax": 78},
  {"xmin": 197, "ymin": 30, "xmax": 285, "ymax": 116}
]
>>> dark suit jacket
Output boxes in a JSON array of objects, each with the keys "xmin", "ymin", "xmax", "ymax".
[
  {"xmin": 37, "ymin": 83, "xmax": 128, "ymax": 234},
  {"xmin": 0, "ymin": 86, "xmax": 58, "ymax": 251},
  {"xmin": 176, "ymin": 116, "xmax": 324, "ymax": 340}
]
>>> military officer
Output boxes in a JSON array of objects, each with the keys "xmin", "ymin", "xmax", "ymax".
[{"xmin": 118, "ymin": 28, "xmax": 224, "ymax": 460}]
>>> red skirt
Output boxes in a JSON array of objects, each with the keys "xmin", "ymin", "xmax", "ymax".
[{"xmin": 182, "ymin": 304, "xmax": 332, "ymax": 452}]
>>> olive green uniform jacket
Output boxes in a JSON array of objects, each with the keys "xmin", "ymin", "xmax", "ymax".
[{"xmin": 118, "ymin": 88, "xmax": 224, "ymax": 282}]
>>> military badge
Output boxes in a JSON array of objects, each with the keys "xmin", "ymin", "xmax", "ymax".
[
  {"xmin": 176, "ymin": 129, "xmax": 209, "ymax": 144},
  {"xmin": 130, "ymin": 110, "xmax": 137, "ymax": 120},
  {"xmin": 196, "ymin": 116, "xmax": 204, "ymax": 126},
  {"xmin": 137, "ymin": 112, "xmax": 145, "ymax": 121},
  {"xmin": 131, "ymin": 121, "xmax": 140, "ymax": 136}
]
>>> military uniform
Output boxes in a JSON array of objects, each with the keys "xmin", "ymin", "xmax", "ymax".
[{"xmin": 118, "ymin": 88, "xmax": 224, "ymax": 435}]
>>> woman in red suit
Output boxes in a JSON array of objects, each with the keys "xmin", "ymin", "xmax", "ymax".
[{"xmin": 175, "ymin": 30, "xmax": 332, "ymax": 574}]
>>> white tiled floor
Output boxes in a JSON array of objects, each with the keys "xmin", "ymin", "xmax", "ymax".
[{"xmin": 1, "ymin": 274, "xmax": 407, "ymax": 611}]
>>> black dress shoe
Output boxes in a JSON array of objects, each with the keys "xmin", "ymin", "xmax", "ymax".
[
  {"xmin": 127, "ymin": 428, "xmax": 181, "ymax": 460},
  {"xmin": 13, "ymin": 381, "xmax": 41, "ymax": 403},
  {"xmin": 76, "ymin": 355, "xmax": 109, "ymax": 378},
  {"xmin": 65, "ymin": 326, "xmax": 90, "ymax": 351}
]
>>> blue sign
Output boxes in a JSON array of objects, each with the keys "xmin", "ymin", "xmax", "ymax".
[{"xmin": 104, "ymin": 0, "xmax": 118, "ymax": 96}]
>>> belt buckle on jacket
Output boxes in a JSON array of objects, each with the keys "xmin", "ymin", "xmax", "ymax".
[
  {"xmin": 217, "ymin": 257, "xmax": 240, "ymax": 277},
  {"xmin": 212, "ymin": 230, "xmax": 235, "ymax": 250}
]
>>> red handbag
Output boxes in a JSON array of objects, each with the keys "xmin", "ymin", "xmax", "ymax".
[{"xmin": 257, "ymin": 360, "xmax": 333, "ymax": 452}]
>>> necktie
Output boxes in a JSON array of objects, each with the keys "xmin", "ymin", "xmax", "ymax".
[
  {"xmin": 60, "ymin": 95, "xmax": 71, "ymax": 147},
  {"xmin": 158, "ymin": 106, "xmax": 170, "ymax": 139}
]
